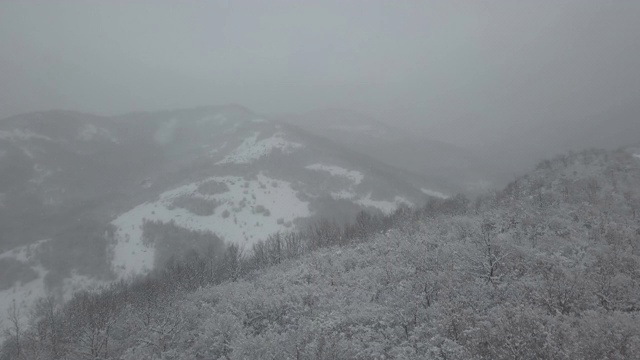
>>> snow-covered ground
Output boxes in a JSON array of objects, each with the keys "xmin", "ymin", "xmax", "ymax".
[
  {"xmin": 0, "ymin": 239, "xmax": 48, "ymax": 262},
  {"xmin": 420, "ymin": 188, "xmax": 449, "ymax": 199},
  {"xmin": 110, "ymin": 173, "xmax": 310, "ymax": 277},
  {"xmin": 111, "ymin": 206, "xmax": 156, "ymax": 278},
  {"xmin": 0, "ymin": 273, "xmax": 108, "ymax": 332},
  {"xmin": 356, "ymin": 193, "xmax": 411, "ymax": 214},
  {"xmin": 217, "ymin": 132, "xmax": 302, "ymax": 165},
  {"xmin": 0, "ymin": 239, "xmax": 112, "ymax": 331},
  {"xmin": 76, "ymin": 124, "xmax": 118, "ymax": 143},
  {"xmin": 0, "ymin": 240, "xmax": 48, "ymax": 331},
  {"xmin": 305, "ymin": 164, "xmax": 364, "ymax": 185},
  {"xmin": 0, "ymin": 273, "xmax": 47, "ymax": 331},
  {"xmin": 330, "ymin": 190, "xmax": 357, "ymax": 199},
  {"xmin": 328, "ymin": 190, "xmax": 411, "ymax": 214},
  {"xmin": 61, "ymin": 272, "xmax": 109, "ymax": 301}
]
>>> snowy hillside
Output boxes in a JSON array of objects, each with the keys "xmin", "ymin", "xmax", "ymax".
[
  {"xmin": 0, "ymin": 106, "xmax": 435, "ymax": 329},
  {"xmin": 280, "ymin": 108, "xmax": 497, "ymax": 194},
  {"xmin": 111, "ymin": 173, "xmax": 311, "ymax": 277},
  {"xmin": 6, "ymin": 146, "xmax": 640, "ymax": 359}
]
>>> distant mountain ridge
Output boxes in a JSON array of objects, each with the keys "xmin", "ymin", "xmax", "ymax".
[{"xmin": 280, "ymin": 108, "xmax": 501, "ymax": 194}]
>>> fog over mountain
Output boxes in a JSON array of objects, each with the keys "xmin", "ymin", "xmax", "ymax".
[
  {"xmin": 1, "ymin": 1, "xmax": 640, "ymax": 359},
  {"xmin": 2, "ymin": 1, "xmax": 639, "ymax": 149}
]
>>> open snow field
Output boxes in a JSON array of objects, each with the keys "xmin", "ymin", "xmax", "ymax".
[
  {"xmin": 305, "ymin": 163, "xmax": 364, "ymax": 185},
  {"xmin": 111, "ymin": 173, "xmax": 310, "ymax": 277},
  {"xmin": 420, "ymin": 188, "xmax": 449, "ymax": 199},
  {"xmin": 0, "ymin": 240, "xmax": 111, "ymax": 331}
]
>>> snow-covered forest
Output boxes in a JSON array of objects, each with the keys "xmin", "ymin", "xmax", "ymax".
[{"xmin": 3, "ymin": 147, "xmax": 639, "ymax": 359}]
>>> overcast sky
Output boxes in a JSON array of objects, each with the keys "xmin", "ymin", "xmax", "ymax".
[{"xmin": 1, "ymin": 1, "xmax": 639, "ymax": 145}]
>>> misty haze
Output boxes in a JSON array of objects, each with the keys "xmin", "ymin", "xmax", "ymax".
[{"xmin": 1, "ymin": 1, "xmax": 640, "ymax": 359}]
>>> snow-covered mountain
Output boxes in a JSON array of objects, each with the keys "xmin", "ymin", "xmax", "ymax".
[
  {"xmin": 280, "ymin": 109, "xmax": 500, "ymax": 194},
  {"xmin": 0, "ymin": 105, "xmax": 437, "ymax": 327}
]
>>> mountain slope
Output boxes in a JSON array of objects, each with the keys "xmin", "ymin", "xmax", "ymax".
[
  {"xmin": 280, "ymin": 109, "xmax": 500, "ymax": 194},
  {"xmin": 0, "ymin": 105, "xmax": 435, "ymax": 326}
]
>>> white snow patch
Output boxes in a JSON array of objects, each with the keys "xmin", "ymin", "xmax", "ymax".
[
  {"xmin": 0, "ymin": 240, "xmax": 109, "ymax": 331},
  {"xmin": 217, "ymin": 132, "xmax": 302, "ymax": 164},
  {"xmin": 110, "ymin": 173, "xmax": 310, "ymax": 277},
  {"xmin": 77, "ymin": 124, "xmax": 118, "ymax": 143},
  {"xmin": 421, "ymin": 188, "xmax": 449, "ymax": 199},
  {"xmin": 0, "ymin": 275, "xmax": 106, "ymax": 332},
  {"xmin": 0, "ymin": 240, "xmax": 49, "ymax": 331},
  {"xmin": 330, "ymin": 190, "xmax": 411, "ymax": 214},
  {"xmin": 0, "ymin": 271, "xmax": 47, "ymax": 331},
  {"xmin": 61, "ymin": 273, "xmax": 109, "ymax": 301},
  {"xmin": 306, "ymin": 164, "xmax": 364, "ymax": 185},
  {"xmin": 633, "ymin": 153, "xmax": 640, "ymax": 159},
  {"xmin": 78, "ymin": 124, "xmax": 98, "ymax": 140},
  {"xmin": 0, "ymin": 239, "xmax": 48, "ymax": 262},
  {"xmin": 111, "ymin": 205, "xmax": 157, "ymax": 278},
  {"xmin": 356, "ymin": 193, "xmax": 411, "ymax": 214},
  {"xmin": 331, "ymin": 190, "xmax": 357, "ymax": 200}
]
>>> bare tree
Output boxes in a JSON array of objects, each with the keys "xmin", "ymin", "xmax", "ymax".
[
  {"xmin": 221, "ymin": 243, "xmax": 244, "ymax": 282},
  {"xmin": 66, "ymin": 290, "xmax": 119, "ymax": 359},
  {"xmin": 5, "ymin": 300, "xmax": 22, "ymax": 359},
  {"xmin": 29, "ymin": 296, "xmax": 64, "ymax": 359}
]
